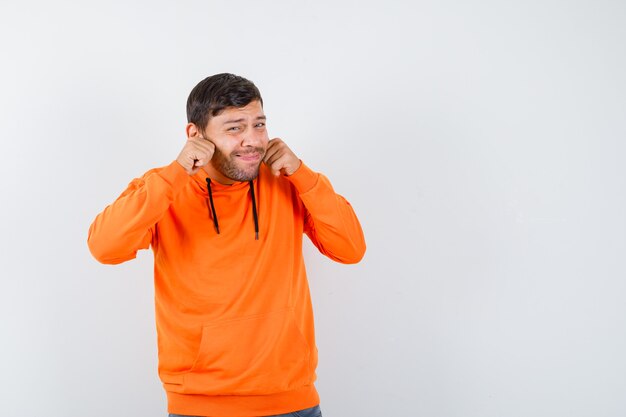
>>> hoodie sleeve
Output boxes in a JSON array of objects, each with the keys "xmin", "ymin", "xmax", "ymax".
[
  {"xmin": 286, "ymin": 162, "xmax": 366, "ymax": 264},
  {"xmin": 87, "ymin": 161, "xmax": 190, "ymax": 264}
]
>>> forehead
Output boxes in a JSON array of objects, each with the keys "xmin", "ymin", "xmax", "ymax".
[{"xmin": 212, "ymin": 100, "xmax": 265, "ymax": 123}]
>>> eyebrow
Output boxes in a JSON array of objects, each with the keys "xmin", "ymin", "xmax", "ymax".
[{"xmin": 222, "ymin": 115, "xmax": 266, "ymax": 125}]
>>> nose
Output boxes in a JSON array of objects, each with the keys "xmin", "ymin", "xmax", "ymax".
[{"xmin": 241, "ymin": 130, "xmax": 267, "ymax": 148}]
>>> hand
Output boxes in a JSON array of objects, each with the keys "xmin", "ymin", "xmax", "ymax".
[
  {"xmin": 176, "ymin": 135, "xmax": 215, "ymax": 175},
  {"xmin": 263, "ymin": 138, "xmax": 301, "ymax": 177}
]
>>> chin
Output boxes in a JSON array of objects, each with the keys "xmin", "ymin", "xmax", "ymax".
[{"xmin": 227, "ymin": 166, "xmax": 261, "ymax": 182}]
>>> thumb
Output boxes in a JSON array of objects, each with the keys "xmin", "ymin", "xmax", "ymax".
[
  {"xmin": 267, "ymin": 161, "xmax": 281, "ymax": 177},
  {"xmin": 194, "ymin": 157, "xmax": 207, "ymax": 167}
]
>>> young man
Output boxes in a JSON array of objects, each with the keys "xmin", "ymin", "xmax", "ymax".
[{"xmin": 88, "ymin": 73, "xmax": 366, "ymax": 417}]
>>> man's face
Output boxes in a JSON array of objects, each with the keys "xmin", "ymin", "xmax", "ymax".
[{"xmin": 201, "ymin": 100, "xmax": 269, "ymax": 184}]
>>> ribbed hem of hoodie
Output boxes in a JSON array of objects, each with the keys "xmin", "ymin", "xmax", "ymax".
[
  {"xmin": 285, "ymin": 161, "xmax": 319, "ymax": 194},
  {"xmin": 166, "ymin": 385, "xmax": 320, "ymax": 417}
]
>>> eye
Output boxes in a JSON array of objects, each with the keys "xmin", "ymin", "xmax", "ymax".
[
  {"xmin": 255, "ymin": 122, "xmax": 266, "ymax": 128},
  {"xmin": 227, "ymin": 126, "xmax": 240, "ymax": 132}
]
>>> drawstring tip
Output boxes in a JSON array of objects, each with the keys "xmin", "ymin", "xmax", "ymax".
[{"xmin": 255, "ymin": 232, "xmax": 259, "ymax": 240}]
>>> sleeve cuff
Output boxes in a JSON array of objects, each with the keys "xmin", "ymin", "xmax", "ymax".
[{"xmin": 285, "ymin": 161, "xmax": 319, "ymax": 194}]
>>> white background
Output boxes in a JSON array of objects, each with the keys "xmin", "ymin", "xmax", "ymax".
[{"xmin": 1, "ymin": 1, "xmax": 625, "ymax": 416}]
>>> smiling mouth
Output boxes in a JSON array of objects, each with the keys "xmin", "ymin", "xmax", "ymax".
[
  {"xmin": 236, "ymin": 152, "xmax": 262, "ymax": 162},
  {"xmin": 234, "ymin": 149, "xmax": 265, "ymax": 161}
]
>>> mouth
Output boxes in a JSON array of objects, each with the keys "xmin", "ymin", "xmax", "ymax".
[{"xmin": 235, "ymin": 151, "xmax": 263, "ymax": 163}]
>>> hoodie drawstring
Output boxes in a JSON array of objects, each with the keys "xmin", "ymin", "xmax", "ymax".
[
  {"xmin": 205, "ymin": 177, "xmax": 259, "ymax": 240},
  {"xmin": 206, "ymin": 178, "xmax": 220, "ymax": 235},
  {"xmin": 248, "ymin": 180, "xmax": 259, "ymax": 240}
]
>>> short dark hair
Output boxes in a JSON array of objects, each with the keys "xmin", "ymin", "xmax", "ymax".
[{"xmin": 186, "ymin": 73, "xmax": 263, "ymax": 130}]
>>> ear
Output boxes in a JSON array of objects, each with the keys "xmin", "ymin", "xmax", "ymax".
[{"xmin": 186, "ymin": 123, "xmax": 200, "ymax": 139}]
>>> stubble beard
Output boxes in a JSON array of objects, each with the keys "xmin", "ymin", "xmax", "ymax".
[{"xmin": 213, "ymin": 147, "xmax": 265, "ymax": 182}]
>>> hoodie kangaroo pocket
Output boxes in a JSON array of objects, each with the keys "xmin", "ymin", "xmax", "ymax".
[{"xmin": 166, "ymin": 308, "xmax": 312, "ymax": 395}]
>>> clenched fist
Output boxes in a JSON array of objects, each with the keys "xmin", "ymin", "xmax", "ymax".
[
  {"xmin": 176, "ymin": 136, "xmax": 215, "ymax": 175},
  {"xmin": 263, "ymin": 138, "xmax": 301, "ymax": 177}
]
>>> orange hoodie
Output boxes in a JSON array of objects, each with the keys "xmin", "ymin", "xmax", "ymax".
[{"xmin": 88, "ymin": 160, "xmax": 365, "ymax": 417}]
